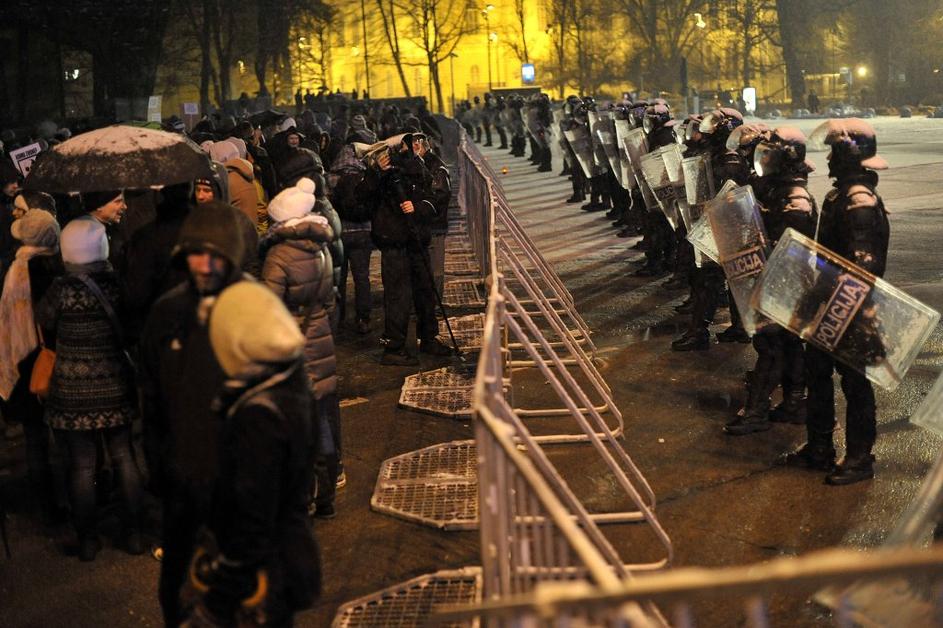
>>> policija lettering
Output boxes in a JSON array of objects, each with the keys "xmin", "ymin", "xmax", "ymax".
[
  {"xmin": 722, "ymin": 246, "xmax": 766, "ymax": 281},
  {"xmin": 810, "ymin": 274, "xmax": 872, "ymax": 351}
]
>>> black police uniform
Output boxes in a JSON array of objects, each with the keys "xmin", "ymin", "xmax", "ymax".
[
  {"xmin": 725, "ymin": 177, "xmax": 817, "ymax": 434},
  {"xmin": 801, "ymin": 170, "xmax": 888, "ymax": 481}
]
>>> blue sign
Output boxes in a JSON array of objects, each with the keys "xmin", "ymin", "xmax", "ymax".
[{"xmin": 521, "ymin": 63, "xmax": 535, "ymax": 84}]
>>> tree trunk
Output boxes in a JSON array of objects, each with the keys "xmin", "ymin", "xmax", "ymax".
[
  {"xmin": 200, "ymin": 0, "xmax": 213, "ymax": 114},
  {"xmin": 432, "ymin": 61, "xmax": 445, "ymax": 112},
  {"xmin": 776, "ymin": 0, "xmax": 807, "ymax": 109},
  {"xmin": 16, "ymin": 28, "xmax": 29, "ymax": 121}
]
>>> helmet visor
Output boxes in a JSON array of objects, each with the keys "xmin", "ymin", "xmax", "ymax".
[
  {"xmin": 642, "ymin": 115, "xmax": 654, "ymax": 134},
  {"xmin": 699, "ymin": 111, "xmax": 722, "ymax": 134},
  {"xmin": 753, "ymin": 142, "xmax": 782, "ymax": 178}
]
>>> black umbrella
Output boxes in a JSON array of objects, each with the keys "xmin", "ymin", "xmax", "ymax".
[
  {"xmin": 24, "ymin": 124, "xmax": 214, "ymax": 194},
  {"xmin": 249, "ymin": 109, "xmax": 288, "ymax": 128}
]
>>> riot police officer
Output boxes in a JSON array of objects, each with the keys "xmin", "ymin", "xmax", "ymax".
[
  {"xmin": 725, "ymin": 127, "xmax": 817, "ymax": 435},
  {"xmin": 494, "ymin": 95, "xmax": 509, "ymax": 149},
  {"xmin": 635, "ymin": 103, "xmax": 675, "ymax": 276},
  {"xmin": 671, "ymin": 108, "xmax": 747, "ymax": 350},
  {"xmin": 783, "ymin": 119, "xmax": 889, "ymax": 485}
]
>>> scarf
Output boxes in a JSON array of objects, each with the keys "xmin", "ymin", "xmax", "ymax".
[{"xmin": 0, "ymin": 245, "xmax": 56, "ymax": 400}]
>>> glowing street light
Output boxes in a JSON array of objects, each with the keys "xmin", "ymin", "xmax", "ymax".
[
  {"xmin": 483, "ymin": 4, "xmax": 495, "ymax": 90},
  {"xmin": 856, "ymin": 65, "xmax": 869, "ymax": 78}
]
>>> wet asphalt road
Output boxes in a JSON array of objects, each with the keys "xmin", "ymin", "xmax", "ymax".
[{"xmin": 2, "ymin": 116, "xmax": 943, "ymax": 627}]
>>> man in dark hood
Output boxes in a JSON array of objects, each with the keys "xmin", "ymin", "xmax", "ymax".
[{"xmin": 138, "ymin": 202, "xmax": 247, "ymax": 626}]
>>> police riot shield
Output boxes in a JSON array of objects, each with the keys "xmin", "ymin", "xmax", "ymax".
[
  {"xmin": 586, "ymin": 110, "xmax": 608, "ymax": 171},
  {"xmin": 707, "ymin": 184, "xmax": 769, "ymax": 335},
  {"xmin": 686, "ymin": 179, "xmax": 738, "ymax": 265},
  {"xmin": 622, "ymin": 128, "xmax": 655, "ymax": 207},
  {"xmin": 681, "ymin": 155, "xmax": 714, "ymax": 220},
  {"xmin": 563, "ymin": 126, "xmax": 597, "ymax": 178},
  {"xmin": 613, "ymin": 119, "xmax": 637, "ymax": 190},
  {"xmin": 596, "ymin": 116, "xmax": 624, "ymax": 187},
  {"xmin": 752, "ymin": 228, "xmax": 939, "ymax": 390},
  {"xmin": 640, "ymin": 147, "xmax": 681, "ymax": 227},
  {"xmin": 525, "ymin": 106, "xmax": 548, "ymax": 149}
]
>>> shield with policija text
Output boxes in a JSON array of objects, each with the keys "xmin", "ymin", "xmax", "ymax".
[
  {"xmin": 639, "ymin": 147, "xmax": 682, "ymax": 227},
  {"xmin": 686, "ymin": 178, "xmax": 738, "ymax": 265},
  {"xmin": 708, "ymin": 184, "xmax": 770, "ymax": 335},
  {"xmin": 680, "ymin": 154, "xmax": 714, "ymax": 229},
  {"xmin": 752, "ymin": 228, "xmax": 939, "ymax": 390},
  {"xmin": 621, "ymin": 128, "xmax": 655, "ymax": 206},
  {"xmin": 596, "ymin": 115, "xmax": 624, "ymax": 187},
  {"xmin": 613, "ymin": 119, "xmax": 637, "ymax": 190},
  {"xmin": 525, "ymin": 106, "xmax": 548, "ymax": 149},
  {"xmin": 563, "ymin": 125, "xmax": 597, "ymax": 178},
  {"xmin": 586, "ymin": 110, "xmax": 609, "ymax": 172}
]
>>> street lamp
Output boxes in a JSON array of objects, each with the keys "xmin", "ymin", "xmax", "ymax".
[
  {"xmin": 449, "ymin": 52, "xmax": 458, "ymax": 115},
  {"xmin": 483, "ymin": 4, "xmax": 494, "ymax": 90},
  {"xmin": 360, "ymin": 0, "xmax": 371, "ymax": 97},
  {"xmin": 856, "ymin": 65, "xmax": 868, "ymax": 78}
]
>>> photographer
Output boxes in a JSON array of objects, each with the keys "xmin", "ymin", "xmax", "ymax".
[{"xmin": 358, "ymin": 135, "xmax": 452, "ymax": 366}]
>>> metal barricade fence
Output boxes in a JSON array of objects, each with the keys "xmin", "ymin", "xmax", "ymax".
[
  {"xmin": 342, "ymin": 129, "xmax": 672, "ymax": 625},
  {"xmin": 430, "ymin": 545, "xmax": 943, "ymax": 627}
]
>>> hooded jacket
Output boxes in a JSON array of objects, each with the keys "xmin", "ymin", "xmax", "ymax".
[
  {"xmin": 260, "ymin": 216, "xmax": 337, "ymax": 399},
  {"xmin": 226, "ymin": 158, "xmax": 266, "ymax": 229}
]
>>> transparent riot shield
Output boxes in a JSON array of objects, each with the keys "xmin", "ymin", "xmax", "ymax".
[
  {"xmin": 613, "ymin": 119, "xmax": 637, "ymax": 190},
  {"xmin": 596, "ymin": 116, "xmax": 624, "ymax": 187},
  {"xmin": 753, "ymin": 228, "xmax": 940, "ymax": 390},
  {"xmin": 680, "ymin": 155, "xmax": 714, "ymax": 228},
  {"xmin": 587, "ymin": 110, "xmax": 609, "ymax": 171},
  {"xmin": 525, "ymin": 107, "xmax": 548, "ymax": 149},
  {"xmin": 640, "ymin": 148, "xmax": 681, "ymax": 227},
  {"xmin": 622, "ymin": 128, "xmax": 655, "ymax": 208},
  {"xmin": 707, "ymin": 184, "xmax": 769, "ymax": 335},
  {"xmin": 686, "ymin": 179, "xmax": 739, "ymax": 265},
  {"xmin": 563, "ymin": 126, "xmax": 596, "ymax": 178}
]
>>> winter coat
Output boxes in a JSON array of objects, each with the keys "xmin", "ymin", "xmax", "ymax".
[
  {"xmin": 39, "ymin": 263, "xmax": 137, "ymax": 431},
  {"xmin": 139, "ymin": 281, "xmax": 228, "ymax": 488},
  {"xmin": 359, "ymin": 154, "xmax": 437, "ymax": 249},
  {"xmin": 226, "ymin": 158, "xmax": 266, "ymax": 228},
  {"xmin": 261, "ymin": 215, "xmax": 336, "ymax": 399},
  {"xmin": 423, "ymin": 151, "xmax": 452, "ymax": 234},
  {"xmin": 208, "ymin": 361, "xmax": 320, "ymax": 618}
]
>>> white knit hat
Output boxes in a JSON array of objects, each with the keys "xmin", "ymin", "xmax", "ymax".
[
  {"xmin": 276, "ymin": 117, "xmax": 297, "ymax": 134},
  {"xmin": 61, "ymin": 215, "xmax": 108, "ymax": 264},
  {"xmin": 208, "ymin": 140, "xmax": 239, "ymax": 165},
  {"xmin": 209, "ymin": 281, "xmax": 304, "ymax": 378},
  {"xmin": 267, "ymin": 177, "xmax": 316, "ymax": 224}
]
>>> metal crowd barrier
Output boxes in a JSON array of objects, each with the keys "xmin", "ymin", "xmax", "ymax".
[
  {"xmin": 430, "ymin": 545, "xmax": 943, "ymax": 627},
  {"xmin": 342, "ymin": 125, "xmax": 671, "ymax": 625}
]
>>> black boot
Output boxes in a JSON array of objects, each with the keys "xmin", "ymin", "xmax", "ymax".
[
  {"xmin": 769, "ymin": 389, "xmax": 807, "ymax": 424},
  {"xmin": 780, "ymin": 433, "xmax": 836, "ymax": 471},
  {"xmin": 826, "ymin": 453, "xmax": 875, "ymax": 485},
  {"xmin": 671, "ymin": 329, "xmax": 709, "ymax": 352},
  {"xmin": 77, "ymin": 534, "xmax": 101, "ymax": 562},
  {"xmin": 724, "ymin": 373, "xmax": 770, "ymax": 436},
  {"xmin": 717, "ymin": 326, "xmax": 751, "ymax": 343}
]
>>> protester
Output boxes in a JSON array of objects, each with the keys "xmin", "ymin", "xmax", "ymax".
[
  {"xmin": 38, "ymin": 215, "xmax": 144, "ymax": 561},
  {"xmin": 139, "ymin": 203, "xmax": 246, "ymax": 624},
  {"xmin": 0, "ymin": 207, "xmax": 63, "ymax": 521},
  {"xmin": 261, "ymin": 177, "xmax": 342, "ymax": 518},
  {"xmin": 182, "ymin": 281, "xmax": 320, "ymax": 626}
]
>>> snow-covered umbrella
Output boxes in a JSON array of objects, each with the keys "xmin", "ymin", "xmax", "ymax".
[{"xmin": 24, "ymin": 124, "xmax": 214, "ymax": 194}]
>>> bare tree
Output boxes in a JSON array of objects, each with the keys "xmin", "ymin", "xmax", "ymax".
[
  {"xmin": 374, "ymin": 0, "xmax": 413, "ymax": 96},
  {"xmin": 502, "ymin": 0, "xmax": 530, "ymax": 65},
  {"xmin": 401, "ymin": 0, "xmax": 470, "ymax": 111},
  {"xmin": 612, "ymin": 0, "xmax": 706, "ymax": 92}
]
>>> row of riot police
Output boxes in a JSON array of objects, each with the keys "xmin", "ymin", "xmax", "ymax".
[
  {"xmin": 457, "ymin": 93, "xmax": 554, "ymax": 171},
  {"xmin": 544, "ymin": 95, "xmax": 890, "ymax": 487}
]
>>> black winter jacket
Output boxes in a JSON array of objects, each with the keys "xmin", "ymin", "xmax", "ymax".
[
  {"xmin": 359, "ymin": 154, "xmax": 437, "ymax": 249},
  {"xmin": 207, "ymin": 361, "xmax": 320, "ymax": 619}
]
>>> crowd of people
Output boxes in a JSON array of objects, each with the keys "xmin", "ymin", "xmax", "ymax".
[
  {"xmin": 0, "ymin": 98, "xmax": 455, "ymax": 625},
  {"xmin": 459, "ymin": 91, "xmax": 889, "ymax": 488},
  {"xmin": 0, "ymin": 87, "xmax": 893, "ymax": 625}
]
